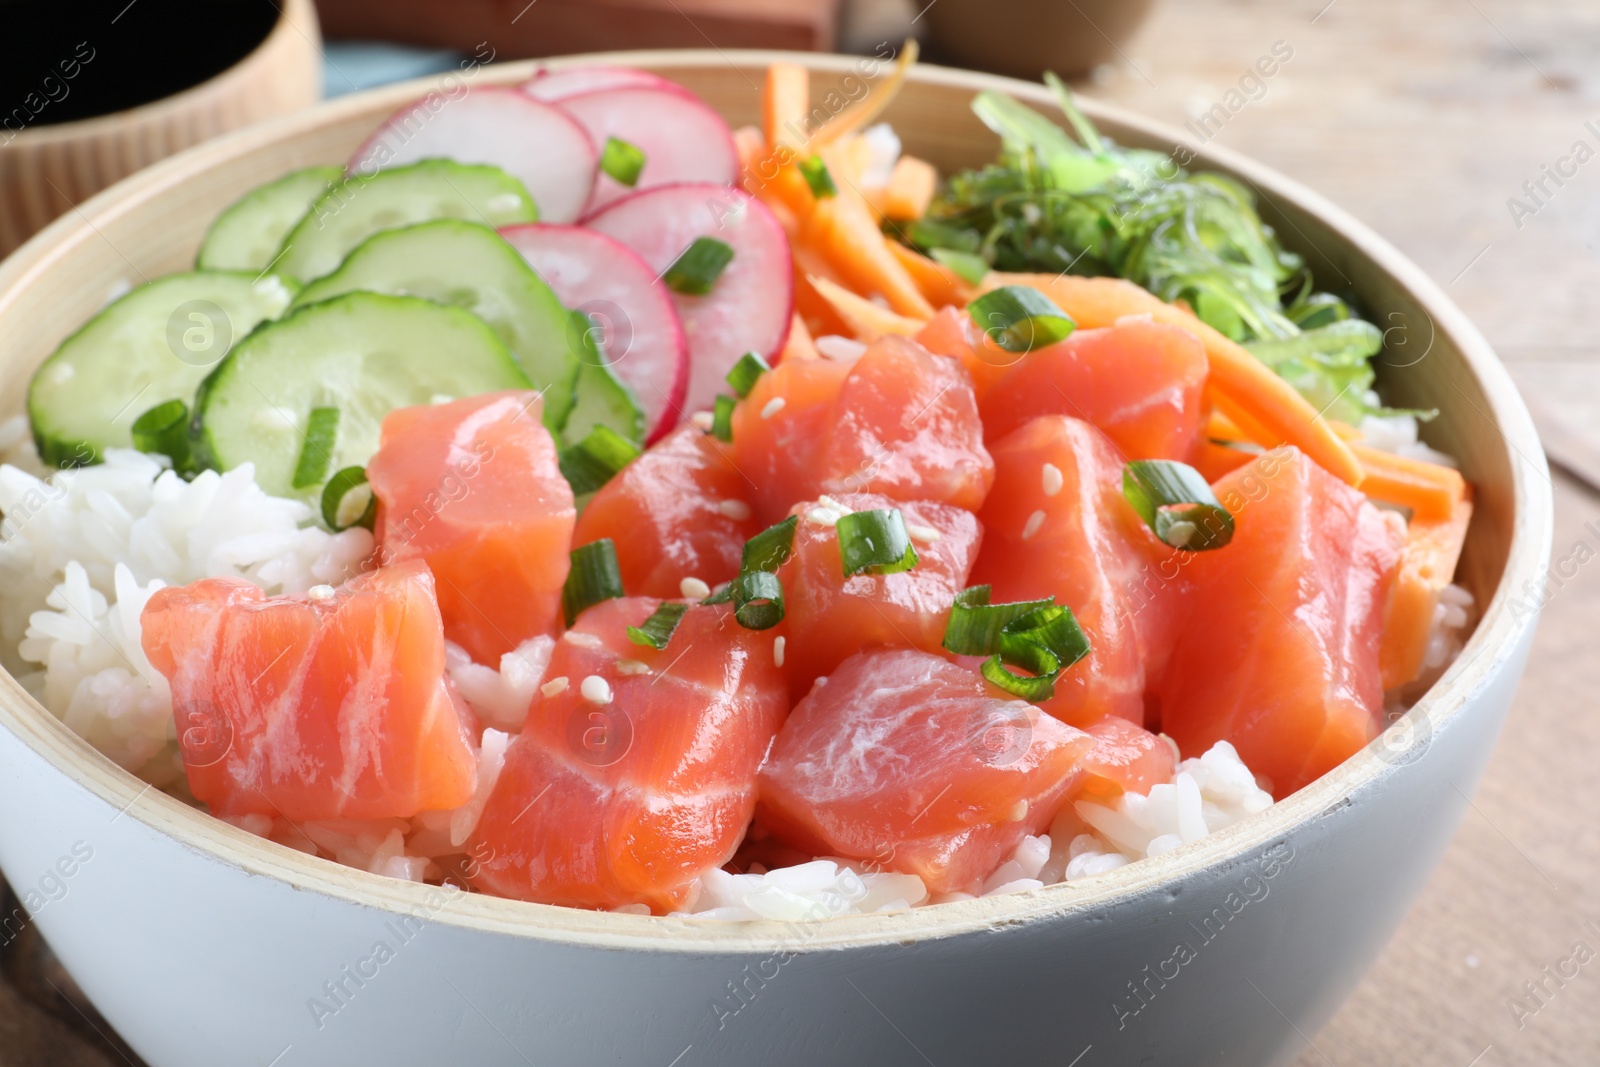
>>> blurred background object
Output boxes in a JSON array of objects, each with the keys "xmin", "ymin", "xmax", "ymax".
[
  {"xmin": 314, "ymin": 0, "xmax": 841, "ymax": 58},
  {"xmin": 920, "ymin": 0, "xmax": 1157, "ymax": 79},
  {"xmin": 0, "ymin": 0, "xmax": 322, "ymax": 257}
]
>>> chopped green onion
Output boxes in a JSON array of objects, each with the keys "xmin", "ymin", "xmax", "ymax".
[
  {"xmin": 563, "ymin": 539, "xmax": 625, "ymax": 625},
  {"xmin": 700, "ymin": 581, "xmax": 733, "ymax": 605},
  {"xmin": 967, "ymin": 285, "xmax": 1076, "ymax": 353},
  {"xmin": 559, "ymin": 424, "xmax": 641, "ymax": 495},
  {"xmin": 663, "ymin": 237, "xmax": 735, "ymax": 296},
  {"xmin": 320, "ymin": 465, "xmax": 375, "ymax": 532},
  {"xmin": 725, "ymin": 352, "xmax": 771, "ymax": 398},
  {"xmin": 1122, "ymin": 460, "xmax": 1235, "ymax": 551},
  {"xmin": 941, "ymin": 585, "xmax": 1053, "ymax": 655},
  {"xmin": 130, "ymin": 399, "xmax": 190, "ymax": 469},
  {"xmin": 798, "ymin": 155, "xmax": 837, "ymax": 199},
  {"xmin": 291, "ymin": 406, "xmax": 339, "ymax": 490},
  {"xmin": 981, "ymin": 603, "xmax": 1091, "ymax": 702},
  {"xmin": 626, "ymin": 601, "xmax": 689, "ymax": 649},
  {"xmin": 710, "ymin": 394, "xmax": 735, "ymax": 443},
  {"xmin": 836, "ymin": 508, "xmax": 918, "ymax": 577},
  {"xmin": 731, "ymin": 568, "xmax": 784, "ymax": 630},
  {"xmin": 599, "ymin": 136, "xmax": 646, "ymax": 187},
  {"xmin": 931, "ymin": 248, "xmax": 990, "ymax": 286},
  {"xmin": 742, "ymin": 515, "xmax": 798, "ymax": 573}
]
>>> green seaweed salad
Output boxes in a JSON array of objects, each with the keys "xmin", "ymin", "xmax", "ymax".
[{"xmin": 889, "ymin": 75, "xmax": 1426, "ymax": 425}]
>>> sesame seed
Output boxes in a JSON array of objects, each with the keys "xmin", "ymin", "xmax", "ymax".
[
  {"xmin": 718, "ymin": 499, "xmax": 753, "ymax": 521},
  {"xmin": 814, "ymin": 676, "xmax": 828, "ymax": 688},
  {"xmin": 680, "ymin": 577, "xmax": 711, "ymax": 600},
  {"xmin": 616, "ymin": 659, "xmax": 651, "ymax": 676},
  {"xmin": 1021, "ymin": 509, "xmax": 1046, "ymax": 540},
  {"xmin": 1007, "ymin": 800, "xmax": 1029, "ymax": 822},
  {"xmin": 806, "ymin": 506, "xmax": 844, "ymax": 526},
  {"xmin": 563, "ymin": 631, "xmax": 603, "ymax": 649},
  {"xmin": 540, "ymin": 676, "xmax": 569, "ymax": 697},
  {"xmin": 307, "ymin": 584, "xmax": 336, "ymax": 601},
  {"xmin": 759, "ymin": 397, "xmax": 786, "ymax": 420},
  {"xmin": 773, "ymin": 636, "xmax": 786, "ymax": 668},
  {"xmin": 691, "ymin": 411, "xmax": 715, "ymax": 431},
  {"xmin": 1041, "ymin": 463, "xmax": 1063, "ymax": 497},
  {"xmin": 905, "ymin": 523, "xmax": 941, "ymax": 543},
  {"xmin": 580, "ymin": 675, "xmax": 613, "ymax": 704}
]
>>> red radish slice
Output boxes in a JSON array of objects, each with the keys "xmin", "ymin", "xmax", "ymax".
[
  {"xmin": 522, "ymin": 66, "xmax": 687, "ymax": 103},
  {"xmin": 586, "ymin": 183, "xmax": 793, "ymax": 417},
  {"xmin": 350, "ymin": 88, "xmax": 597, "ymax": 224},
  {"xmin": 500, "ymin": 223, "xmax": 689, "ymax": 442},
  {"xmin": 558, "ymin": 88, "xmax": 738, "ymax": 215}
]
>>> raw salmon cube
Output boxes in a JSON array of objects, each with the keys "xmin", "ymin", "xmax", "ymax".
[
  {"xmin": 140, "ymin": 561, "xmax": 478, "ymax": 821},
  {"xmin": 971, "ymin": 416, "xmax": 1184, "ymax": 729},
  {"xmin": 572, "ymin": 423, "xmax": 761, "ymax": 598},
  {"xmin": 1157, "ymin": 447, "xmax": 1405, "ymax": 797},
  {"xmin": 469, "ymin": 597, "xmax": 788, "ymax": 912},
  {"xmin": 367, "ymin": 391, "xmax": 575, "ymax": 666},
  {"xmin": 758, "ymin": 649, "xmax": 1094, "ymax": 894},
  {"xmin": 776, "ymin": 492, "xmax": 981, "ymax": 698},
  {"xmin": 732, "ymin": 334, "xmax": 993, "ymax": 522}
]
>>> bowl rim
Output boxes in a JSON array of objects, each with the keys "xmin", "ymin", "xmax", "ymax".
[
  {"xmin": 0, "ymin": 0, "xmax": 316, "ymax": 150},
  {"xmin": 0, "ymin": 49, "xmax": 1552, "ymax": 954}
]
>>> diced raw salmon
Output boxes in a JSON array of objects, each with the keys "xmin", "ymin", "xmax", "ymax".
[
  {"xmin": 140, "ymin": 561, "xmax": 478, "ymax": 821},
  {"xmin": 758, "ymin": 649, "xmax": 1094, "ymax": 894},
  {"xmin": 912, "ymin": 305, "xmax": 1019, "ymax": 399},
  {"xmin": 732, "ymin": 334, "xmax": 993, "ymax": 523},
  {"xmin": 1157, "ymin": 447, "xmax": 1406, "ymax": 797},
  {"xmin": 971, "ymin": 416, "xmax": 1184, "ymax": 729},
  {"xmin": 572, "ymin": 423, "xmax": 762, "ymax": 597},
  {"xmin": 776, "ymin": 492, "xmax": 982, "ymax": 698},
  {"xmin": 1076, "ymin": 717, "xmax": 1177, "ymax": 803},
  {"xmin": 469, "ymin": 597, "xmax": 788, "ymax": 911},
  {"xmin": 978, "ymin": 319, "xmax": 1208, "ymax": 462},
  {"xmin": 367, "ymin": 391, "xmax": 575, "ymax": 666}
]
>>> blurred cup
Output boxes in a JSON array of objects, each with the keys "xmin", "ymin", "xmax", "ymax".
[
  {"xmin": 922, "ymin": 0, "xmax": 1158, "ymax": 81},
  {"xmin": 0, "ymin": 0, "xmax": 322, "ymax": 258}
]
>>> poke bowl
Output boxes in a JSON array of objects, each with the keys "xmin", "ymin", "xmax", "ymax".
[{"xmin": 0, "ymin": 49, "xmax": 1549, "ymax": 1067}]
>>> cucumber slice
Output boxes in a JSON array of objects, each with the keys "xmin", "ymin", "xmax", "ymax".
[
  {"xmin": 27, "ymin": 272, "xmax": 295, "ymax": 467},
  {"xmin": 193, "ymin": 292, "xmax": 533, "ymax": 503},
  {"xmin": 292, "ymin": 220, "xmax": 579, "ymax": 431},
  {"xmin": 560, "ymin": 310, "xmax": 646, "ymax": 447},
  {"xmin": 196, "ymin": 166, "xmax": 342, "ymax": 272},
  {"xmin": 273, "ymin": 160, "xmax": 538, "ymax": 283}
]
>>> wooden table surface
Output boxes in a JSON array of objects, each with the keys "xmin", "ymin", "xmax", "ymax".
[{"xmin": 3, "ymin": 0, "xmax": 1598, "ymax": 1064}]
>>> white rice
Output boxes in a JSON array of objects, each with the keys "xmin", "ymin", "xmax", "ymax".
[
  {"xmin": 0, "ymin": 414, "xmax": 1478, "ymax": 918},
  {"xmin": 1358, "ymin": 412, "xmax": 1459, "ymax": 468},
  {"xmin": 0, "ymin": 441, "xmax": 372, "ymax": 781}
]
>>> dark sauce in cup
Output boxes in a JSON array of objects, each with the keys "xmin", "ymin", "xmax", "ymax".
[{"xmin": 0, "ymin": 0, "xmax": 280, "ymax": 131}]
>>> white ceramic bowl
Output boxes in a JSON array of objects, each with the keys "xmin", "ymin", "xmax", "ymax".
[{"xmin": 0, "ymin": 52, "xmax": 1550, "ymax": 1067}]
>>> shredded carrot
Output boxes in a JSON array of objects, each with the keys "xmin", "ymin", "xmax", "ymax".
[
  {"xmin": 819, "ymin": 136, "xmax": 875, "ymax": 193},
  {"xmin": 791, "ymin": 246, "xmax": 851, "ymax": 337},
  {"xmin": 733, "ymin": 125, "xmax": 766, "ymax": 176},
  {"xmin": 882, "ymin": 155, "xmax": 937, "ymax": 219},
  {"xmin": 808, "ymin": 274, "xmax": 926, "ymax": 340},
  {"xmin": 1207, "ymin": 393, "xmax": 1283, "ymax": 451},
  {"xmin": 778, "ymin": 312, "xmax": 821, "ymax": 362},
  {"xmin": 1206, "ymin": 409, "xmax": 1248, "ymax": 443},
  {"xmin": 804, "ymin": 187, "xmax": 935, "ymax": 320},
  {"xmin": 763, "ymin": 62, "xmax": 810, "ymax": 150},
  {"xmin": 1350, "ymin": 443, "xmax": 1466, "ymax": 523},
  {"xmin": 986, "ymin": 272, "xmax": 1364, "ymax": 487},
  {"xmin": 888, "ymin": 241, "xmax": 976, "ymax": 308},
  {"xmin": 807, "ymin": 39, "xmax": 919, "ymax": 149},
  {"xmin": 1380, "ymin": 491, "xmax": 1474, "ymax": 690}
]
